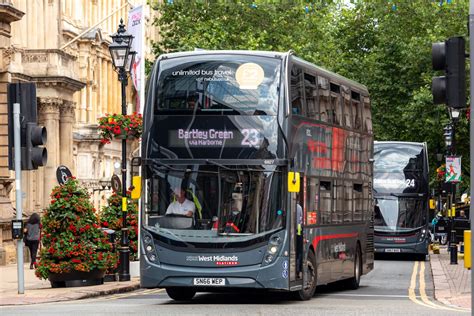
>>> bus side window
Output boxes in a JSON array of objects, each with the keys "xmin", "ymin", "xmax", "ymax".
[
  {"xmin": 342, "ymin": 86, "xmax": 352, "ymax": 128},
  {"xmin": 319, "ymin": 180, "xmax": 331, "ymax": 224},
  {"xmin": 290, "ymin": 65, "xmax": 305, "ymax": 116},
  {"xmin": 344, "ymin": 181, "xmax": 353, "ymax": 223},
  {"xmin": 304, "ymin": 73, "xmax": 318, "ymax": 120},
  {"xmin": 330, "ymin": 83, "xmax": 342, "ymax": 126},
  {"xmin": 352, "ymin": 91, "xmax": 361, "ymax": 130},
  {"xmin": 362, "ymin": 96, "xmax": 372, "ymax": 133},
  {"xmin": 318, "ymin": 76, "xmax": 330, "ymax": 123},
  {"xmin": 307, "ymin": 177, "xmax": 318, "ymax": 225},
  {"xmin": 332, "ymin": 181, "xmax": 343, "ymax": 224},
  {"xmin": 353, "ymin": 183, "xmax": 363, "ymax": 222},
  {"xmin": 363, "ymin": 183, "xmax": 370, "ymax": 221}
]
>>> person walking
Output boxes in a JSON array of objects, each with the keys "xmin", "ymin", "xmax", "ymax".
[{"xmin": 24, "ymin": 213, "xmax": 41, "ymax": 269}]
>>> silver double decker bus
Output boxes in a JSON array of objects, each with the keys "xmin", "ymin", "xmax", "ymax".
[
  {"xmin": 137, "ymin": 50, "xmax": 374, "ymax": 301},
  {"xmin": 373, "ymin": 141, "xmax": 430, "ymax": 259}
]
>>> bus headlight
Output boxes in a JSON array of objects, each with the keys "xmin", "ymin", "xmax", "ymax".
[
  {"xmin": 419, "ymin": 229, "xmax": 427, "ymax": 242},
  {"xmin": 142, "ymin": 231, "xmax": 159, "ymax": 264},
  {"xmin": 147, "ymin": 253, "xmax": 157, "ymax": 262},
  {"xmin": 268, "ymin": 245, "xmax": 278, "ymax": 255},
  {"xmin": 264, "ymin": 254, "xmax": 274, "ymax": 264},
  {"xmin": 262, "ymin": 233, "xmax": 284, "ymax": 266}
]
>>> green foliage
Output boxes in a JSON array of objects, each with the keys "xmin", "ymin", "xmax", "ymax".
[
  {"xmin": 151, "ymin": 0, "xmax": 470, "ymax": 193},
  {"xmin": 36, "ymin": 178, "xmax": 117, "ymax": 280},
  {"xmin": 100, "ymin": 193, "xmax": 139, "ymax": 261}
]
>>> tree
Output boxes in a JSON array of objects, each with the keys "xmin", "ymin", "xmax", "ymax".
[
  {"xmin": 36, "ymin": 178, "xmax": 117, "ymax": 280},
  {"xmin": 100, "ymin": 192, "xmax": 139, "ymax": 261},
  {"xmin": 150, "ymin": 0, "xmax": 470, "ymax": 192}
]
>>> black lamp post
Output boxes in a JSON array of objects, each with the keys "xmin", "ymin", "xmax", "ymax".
[{"xmin": 109, "ymin": 19, "xmax": 136, "ymax": 282}]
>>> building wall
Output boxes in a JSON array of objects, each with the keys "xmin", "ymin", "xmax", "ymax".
[{"xmin": 0, "ymin": 0, "xmax": 145, "ymax": 265}]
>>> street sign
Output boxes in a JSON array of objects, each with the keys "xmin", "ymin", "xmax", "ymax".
[
  {"xmin": 445, "ymin": 156, "xmax": 461, "ymax": 183},
  {"xmin": 56, "ymin": 165, "xmax": 72, "ymax": 185},
  {"xmin": 111, "ymin": 174, "xmax": 121, "ymax": 193}
]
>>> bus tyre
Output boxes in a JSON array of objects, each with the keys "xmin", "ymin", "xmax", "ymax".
[
  {"xmin": 346, "ymin": 245, "xmax": 362, "ymax": 290},
  {"xmin": 166, "ymin": 287, "xmax": 196, "ymax": 301},
  {"xmin": 295, "ymin": 251, "xmax": 317, "ymax": 301}
]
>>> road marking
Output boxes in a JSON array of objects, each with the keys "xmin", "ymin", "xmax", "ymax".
[
  {"xmin": 323, "ymin": 293, "xmax": 412, "ymax": 298},
  {"xmin": 99, "ymin": 288, "xmax": 165, "ymax": 301},
  {"xmin": 408, "ymin": 260, "xmax": 469, "ymax": 313}
]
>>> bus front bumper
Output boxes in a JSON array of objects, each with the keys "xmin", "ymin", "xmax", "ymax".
[
  {"xmin": 374, "ymin": 239, "xmax": 429, "ymax": 255},
  {"xmin": 140, "ymin": 256, "xmax": 290, "ymax": 291}
]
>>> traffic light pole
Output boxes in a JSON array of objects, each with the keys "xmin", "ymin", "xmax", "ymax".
[
  {"xmin": 13, "ymin": 103, "xmax": 24, "ymax": 294},
  {"xmin": 469, "ymin": 0, "xmax": 474, "ymax": 308}
]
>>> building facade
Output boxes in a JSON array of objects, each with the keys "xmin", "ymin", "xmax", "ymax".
[{"xmin": 0, "ymin": 0, "xmax": 145, "ymax": 265}]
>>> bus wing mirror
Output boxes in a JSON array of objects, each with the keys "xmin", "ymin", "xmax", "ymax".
[
  {"xmin": 131, "ymin": 176, "xmax": 141, "ymax": 199},
  {"xmin": 288, "ymin": 172, "xmax": 300, "ymax": 193}
]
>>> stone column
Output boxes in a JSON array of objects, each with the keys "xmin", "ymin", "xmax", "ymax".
[
  {"xmin": 38, "ymin": 98, "xmax": 61, "ymax": 208},
  {"xmin": 60, "ymin": 101, "xmax": 75, "ymax": 169}
]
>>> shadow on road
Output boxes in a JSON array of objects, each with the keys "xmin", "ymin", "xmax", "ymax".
[{"xmin": 375, "ymin": 253, "xmax": 425, "ymax": 261}]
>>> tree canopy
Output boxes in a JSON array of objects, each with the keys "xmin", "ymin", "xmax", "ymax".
[{"xmin": 151, "ymin": 0, "xmax": 470, "ymax": 192}]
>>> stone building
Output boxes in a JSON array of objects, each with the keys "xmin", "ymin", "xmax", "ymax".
[{"xmin": 0, "ymin": 0, "xmax": 146, "ymax": 265}]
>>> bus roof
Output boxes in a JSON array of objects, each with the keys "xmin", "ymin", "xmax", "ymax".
[
  {"xmin": 374, "ymin": 141, "xmax": 426, "ymax": 147},
  {"xmin": 157, "ymin": 50, "xmax": 369, "ymax": 94},
  {"xmin": 158, "ymin": 49, "xmax": 288, "ymax": 60}
]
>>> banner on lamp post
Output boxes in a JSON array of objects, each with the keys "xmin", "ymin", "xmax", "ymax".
[
  {"xmin": 445, "ymin": 156, "xmax": 462, "ymax": 182},
  {"xmin": 127, "ymin": 5, "xmax": 144, "ymax": 111}
]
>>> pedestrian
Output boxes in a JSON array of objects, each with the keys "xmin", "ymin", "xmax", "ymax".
[{"xmin": 24, "ymin": 212, "xmax": 41, "ymax": 269}]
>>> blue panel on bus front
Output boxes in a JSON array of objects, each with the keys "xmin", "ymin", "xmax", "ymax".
[
  {"xmin": 147, "ymin": 115, "xmax": 280, "ymax": 160},
  {"xmin": 155, "ymin": 244, "xmax": 268, "ymax": 267}
]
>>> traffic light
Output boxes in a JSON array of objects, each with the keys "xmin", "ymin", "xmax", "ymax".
[
  {"xmin": 23, "ymin": 122, "xmax": 47, "ymax": 170},
  {"xmin": 432, "ymin": 36, "xmax": 466, "ymax": 108},
  {"xmin": 443, "ymin": 124, "xmax": 453, "ymax": 151},
  {"xmin": 7, "ymin": 83, "xmax": 47, "ymax": 170}
]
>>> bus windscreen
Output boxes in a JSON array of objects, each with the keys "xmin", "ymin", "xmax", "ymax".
[
  {"xmin": 144, "ymin": 164, "xmax": 284, "ymax": 239},
  {"xmin": 155, "ymin": 55, "xmax": 281, "ymax": 115},
  {"xmin": 373, "ymin": 143, "xmax": 426, "ymax": 194}
]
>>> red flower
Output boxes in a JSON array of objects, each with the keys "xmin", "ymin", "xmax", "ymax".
[
  {"xmin": 102, "ymin": 221, "xmax": 109, "ymax": 227},
  {"xmin": 72, "ymin": 259, "xmax": 81, "ymax": 263}
]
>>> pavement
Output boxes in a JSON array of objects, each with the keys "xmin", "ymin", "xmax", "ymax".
[
  {"xmin": 0, "ymin": 263, "xmax": 140, "ymax": 306},
  {"xmin": 0, "ymin": 249, "xmax": 471, "ymax": 309},
  {"xmin": 430, "ymin": 245, "xmax": 472, "ymax": 310}
]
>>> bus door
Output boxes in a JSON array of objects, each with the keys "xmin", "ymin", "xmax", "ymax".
[{"xmin": 290, "ymin": 174, "xmax": 305, "ymax": 286}]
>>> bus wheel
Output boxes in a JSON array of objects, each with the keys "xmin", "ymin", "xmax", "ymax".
[
  {"xmin": 295, "ymin": 251, "xmax": 317, "ymax": 301},
  {"xmin": 346, "ymin": 245, "xmax": 362, "ymax": 290},
  {"xmin": 165, "ymin": 287, "xmax": 196, "ymax": 301}
]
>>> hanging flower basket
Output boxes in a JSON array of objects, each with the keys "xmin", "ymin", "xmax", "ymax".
[
  {"xmin": 98, "ymin": 112, "xmax": 143, "ymax": 144},
  {"xmin": 436, "ymin": 164, "xmax": 446, "ymax": 181}
]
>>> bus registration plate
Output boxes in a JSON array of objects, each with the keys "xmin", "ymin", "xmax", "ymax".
[
  {"xmin": 385, "ymin": 248, "xmax": 401, "ymax": 253},
  {"xmin": 193, "ymin": 278, "xmax": 225, "ymax": 286}
]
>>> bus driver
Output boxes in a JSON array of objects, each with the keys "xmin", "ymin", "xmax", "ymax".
[{"xmin": 166, "ymin": 187, "xmax": 196, "ymax": 218}]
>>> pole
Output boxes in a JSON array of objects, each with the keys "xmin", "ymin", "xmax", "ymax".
[
  {"xmin": 13, "ymin": 103, "xmax": 24, "ymax": 294},
  {"xmin": 468, "ymin": 0, "xmax": 474, "ymax": 308},
  {"xmin": 118, "ymin": 67, "xmax": 130, "ymax": 282}
]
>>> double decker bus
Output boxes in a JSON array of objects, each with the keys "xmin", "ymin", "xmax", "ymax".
[
  {"xmin": 137, "ymin": 50, "xmax": 374, "ymax": 301},
  {"xmin": 373, "ymin": 141, "xmax": 430, "ymax": 259}
]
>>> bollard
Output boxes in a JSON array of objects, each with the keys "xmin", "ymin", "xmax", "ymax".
[
  {"xmin": 450, "ymin": 230, "xmax": 458, "ymax": 264},
  {"xmin": 464, "ymin": 230, "xmax": 471, "ymax": 270}
]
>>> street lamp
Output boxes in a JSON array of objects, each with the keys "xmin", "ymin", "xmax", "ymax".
[{"xmin": 109, "ymin": 18, "xmax": 135, "ymax": 282}]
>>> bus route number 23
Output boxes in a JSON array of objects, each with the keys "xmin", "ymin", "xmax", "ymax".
[{"xmin": 241, "ymin": 129, "xmax": 261, "ymax": 147}]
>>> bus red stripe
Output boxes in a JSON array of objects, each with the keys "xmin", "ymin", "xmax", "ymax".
[{"xmin": 311, "ymin": 233, "xmax": 359, "ymax": 250}]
